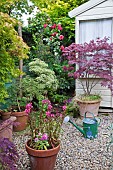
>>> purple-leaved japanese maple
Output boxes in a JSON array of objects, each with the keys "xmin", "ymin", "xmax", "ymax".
[{"xmin": 63, "ymin": 37, "xmax": 113, "ymax": 96}]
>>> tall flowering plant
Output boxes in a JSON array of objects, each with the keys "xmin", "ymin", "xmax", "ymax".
[
  {"xmin": 25, "ymin": 100, "xmax": 67, "ymax": 150},
  {"xmin": 43, "ymin": 23, "xmax": 65, "ymax": 62}
]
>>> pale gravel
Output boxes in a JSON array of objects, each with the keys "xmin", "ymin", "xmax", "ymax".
[{"xmin": 13, "ymin": 112, "xmax": 113, "ymax": 170}]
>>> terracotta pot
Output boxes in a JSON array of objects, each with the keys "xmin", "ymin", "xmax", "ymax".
[
  {"xmin": 1, "ymin": 112, "xmax": 11, "ymax": 120},
  {"xmin": 11, "ymin": 111, "xmax": 28, "ymax": 132},
  {"xmin": 75, "ymin": 98, "xmax": 101, "ymax": 118},
  {"xmin": 25, "ymin": 140, "xmax": 60, "ymax": 170},
  {"xmin": 0, "ymin": 116, "xmax": 16, "ymax": 141}
]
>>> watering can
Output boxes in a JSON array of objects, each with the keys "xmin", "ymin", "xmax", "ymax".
[{"xmin": 64, "ymin": 111, "xmax": 101, "ymax": 139}]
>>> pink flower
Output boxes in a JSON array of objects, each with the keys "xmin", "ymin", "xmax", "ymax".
[
  {"xmin": 44, "ymin": 24, "xmax": 48, "ymax": 28},
  {"xmin": 25, "ymin": 103, "xmax": 33, "ymax": 114},
  {"xmin": 26, "ymin": 103, "xmax": 33, "ymax": 109},
  {"xmin": 34, "ymin": 138, "xmax": 39, "ymax": 142},
  {"xmin": 51, "ymin": 32, "xmax": 57, "ymax": 36},
  {"xmin": 40, "ymin": 133, "xmax": 48, "ymax": 140},
  {"xmin": 58, "ymin": 24, "xmax": 63, "ymax": 31},
  {"xmin": 50, "ymin": 37, "xmax": 52, "ymax": 41},
  {"xmin": 24, "ymin": 108, "xmax": 30, "ymax": 114},
  {"xmin": 50, "ymin": 24, "xmax": 56, "ymax": 29},
  {"xmin": 42, "ymin": 99, "xmax": 51, "ymax": 105},
  {"xmin": 50, "ymin": 114, "xmax": 55, "ymax": 117},
  {"xmin": 62, "ymin": 105, "xmax": 67, "ymax": 111},
  {"xmin": 59, "ymin": 35, "xmax": 64, "ymax": 40},
  {"xmin": 48, "ymin": 104, "xmax": 52, "ymax": 110},
  {"xmin": 46, "ymin": 111, "xmax": 51, "ymax": 117},
  {"xmin": 60, "ymin": 45, "xmax": 65, "ymax": 51}
]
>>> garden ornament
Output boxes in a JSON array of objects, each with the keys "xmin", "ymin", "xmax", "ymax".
[{"xmin": 64, "ymin": 111, "xmax": 101, "ymax": 139}]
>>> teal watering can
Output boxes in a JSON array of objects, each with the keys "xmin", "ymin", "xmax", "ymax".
[{"xmin": 64, "ymin": 111, "xmax": 101, "ymax": 139}]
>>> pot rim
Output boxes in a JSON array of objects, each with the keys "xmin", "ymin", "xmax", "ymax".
[
  {"xmin": 75, "ymin": 97, "xmax": 101, "ymax": 104},
  {"xmin": 25, "ymin": 139, "xmax": 60, "ymax": 157}
]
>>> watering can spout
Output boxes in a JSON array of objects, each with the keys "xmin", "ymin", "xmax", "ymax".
[
  {"xmin": 69, "ymin": 120, "xmax": 85, "ymax": 135},
  {"xmin": 63, "ymin": 116, "xmax": 85, "ymax": 136}
]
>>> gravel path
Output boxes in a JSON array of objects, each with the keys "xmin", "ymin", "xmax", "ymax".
[{"xmin": 13, "ymin": 112, "xmax": 113, "ymax": 170}]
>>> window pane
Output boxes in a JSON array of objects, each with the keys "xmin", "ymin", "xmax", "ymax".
[{"xmin": 79, "ymin": 18, "xmax": 112, "ymax": 43}]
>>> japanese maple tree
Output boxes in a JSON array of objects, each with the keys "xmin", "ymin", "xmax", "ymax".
[{"xmin": 62, "ymin": 37, "xmax": 113, "ymax": 96}]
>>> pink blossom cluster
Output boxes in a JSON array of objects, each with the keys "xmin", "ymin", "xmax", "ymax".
[
  {"xmin": 24, "ymin": 102, "xmax": 33, "ymax": 115},
  {"xmin": 43, "ymin": 23, "xmax": 65, "ymax": 51},
  {"xmin": 42, "ymin": 99, "xmax": 66, "ymax": 118},
  {"xmin": 34, "ymin": 133, "xmax": 48, "ymax": 142}
]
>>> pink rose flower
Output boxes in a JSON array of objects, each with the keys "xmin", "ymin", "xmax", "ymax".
[
  {"xmin": 58, "ymin": 24, "xmax": 63, "ymax": 31},
  {"xmin": 60, "ymin": 45, "xmax": 65, "ymax": 51},
  {"xmin": 43, "ymin": 24, "xmax": 48, "ymax": 28},
  {"xmin": 59, "ymin": 35, "xmax": 64, "ymax": 40}
]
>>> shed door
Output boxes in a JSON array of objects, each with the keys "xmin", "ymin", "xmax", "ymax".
[{"xmin": 78, "ymin": 18, "xmax": 113, "ymax": 107}]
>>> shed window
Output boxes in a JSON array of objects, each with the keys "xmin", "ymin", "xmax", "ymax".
[{"xmin": 79, "ymin": 18, "xmax": 112, "ymax": 43}]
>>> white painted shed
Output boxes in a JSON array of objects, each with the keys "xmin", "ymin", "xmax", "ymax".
[{"xmin": 68, "ymin": 0, "xmax": 113, "ymax": 108}]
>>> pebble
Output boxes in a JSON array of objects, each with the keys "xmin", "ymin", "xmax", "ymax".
[{"xmin": 13, "ymin": 113, "xmax": 113, "ymax": 170}]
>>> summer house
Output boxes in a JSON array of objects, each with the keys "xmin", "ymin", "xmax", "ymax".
[{"xmin": 68, "ymin": 0, "xmax": 113, "ymax": 108}]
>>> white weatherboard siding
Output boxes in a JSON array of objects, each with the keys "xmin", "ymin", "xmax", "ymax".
[{"xmin": 69, "ymin": 0, "xmax": 113, "ymax": 108}]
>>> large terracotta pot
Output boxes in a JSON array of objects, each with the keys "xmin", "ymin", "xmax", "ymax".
[
  {"xmin": 11, "ymin": 111, "xmax": 28, "ymax": 131},
  {"xmin": 0, "ymin": 116, "xmax": 16, "ymax": 141},
  {"xmin": 75, "ymin": 98, "xmax": 101, "ymax": 118},
  {"xmin": 25, "ymin": 140, "xmax": 60, "ymax": 170}
]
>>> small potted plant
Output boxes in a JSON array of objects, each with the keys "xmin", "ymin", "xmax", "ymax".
[
  {"xmin": 25, "ymin": 99, "xmax": 67, "ymax": 170},
  {"xmin": 63, "ymin": 37, "xmax": 113, "ymax": 117},
  {"xmin": 0, "ymin": 138, "xmax": 19, "ymax": 170}
]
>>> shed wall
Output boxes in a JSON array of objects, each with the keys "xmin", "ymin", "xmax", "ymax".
[{"xmin": 75, "ymin": 0, "xmax": 113, "ymax": 108}]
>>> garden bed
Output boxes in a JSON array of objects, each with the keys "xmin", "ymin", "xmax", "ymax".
[{"xmin": 13, "ymin": 112, "xmax": 113, "ymax": 170}]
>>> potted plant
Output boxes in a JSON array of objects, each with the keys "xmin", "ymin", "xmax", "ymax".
[
  {"xmin": 25, "ymin": 99, "xmax": 67, "ymax": 170},
  {"xmin": 62, "ymin": 37, "xmax": 113, "ymax": 117},
  {"xmin": 0, "ymin": 138, "xmax": 19, "ymax": 170}
]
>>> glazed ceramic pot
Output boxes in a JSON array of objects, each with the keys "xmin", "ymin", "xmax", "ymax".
[
  {"xmin": 25, "ymin": 140, "xmax": 60, "ymax": 170},
  {"xmin": 11, "ymin": 111, "xmax": 28, "ymax": 131}
]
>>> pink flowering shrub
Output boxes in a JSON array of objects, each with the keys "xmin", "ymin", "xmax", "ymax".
[
  {"xmin": 25, "ymin": 99, "xmax": 67, "ymax": 150},
  {"xmin": 43, "ymin": 23, "xmax": 65, "ymax": 61},
  {"xmin": 63, "ymin": 37, "xmax": 113, "ymax": 96}
]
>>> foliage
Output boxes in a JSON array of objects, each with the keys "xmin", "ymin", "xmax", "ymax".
[
  {"xmin": 23, "ymin": 12, "xmax": 75, "ymax": 94},
  {"xmin": 25, "ymin": 99, "xmax": 67, "ymax": 150},
  {"xmin": 6, "ymin": 79, "xmax": 30, "ymax": 112},
  {"xmin": 0, "ymin": 12, "xmax": 29, "ymax": 102},
  {"xmin": 22, "ymin": 58, "xmax": 59, "ymax": 103},
  {"xmin": 0, "ymin": 0, "xmax": 34, "ymax": 19},
  {"xmin": 0, "ymin": 138, "xmax": 19, "ymax": 170},
  {"xmin": 31, "ymin": 0, "xmax": 89, "ymax": 45},
  {"xmin": 63, "ymin": 37, "xmax": 113, "ymax": 96}
]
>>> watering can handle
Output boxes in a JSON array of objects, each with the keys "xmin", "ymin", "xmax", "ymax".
[
  {"xmin": 96, "ymin": 118, "xmax": 101, "ymax": 126},
  {"xmin": 84, "ymin": 111, "xmax": 95, "ymax": 118}
]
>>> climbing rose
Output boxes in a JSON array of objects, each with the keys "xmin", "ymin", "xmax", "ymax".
[
  {"xmin": 58, "ymin": 24, "xmax": 63, "ymax": 31},
  {"xmin": 60, "ymin": 45, "xmax": 65, "ymax": 51},
  {"xmin": 59, "ymin": 35, "xmax": 64, "ymax": 40},
  {"xmin": 43, "ymin": 24, "xmax": 48, "ymax": 28}
]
